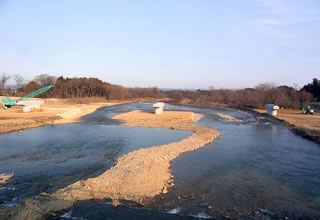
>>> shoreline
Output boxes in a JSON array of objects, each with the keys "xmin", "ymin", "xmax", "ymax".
[
  {"xmin": 4, "ymin": 102, "xmax": 318, "ymax": 218},
  {"xmin": 8, "ymin": 110, "xmax": 220, "ymax": 219},
  {"xmin": 0, "ymin": 101, "xmax": 127, "ymax": 134},
  {"xmin": 169, "ymin": 102, "xmax": 320, "ymax": 144},
  {"xmin": 239, "ymin": 107, "xmax": 320, "ymax": 144}
]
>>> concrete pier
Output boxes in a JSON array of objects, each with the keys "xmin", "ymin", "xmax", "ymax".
[{"xmin": 153, "ymin": 102, "xmax": 164, "ymax": 114}]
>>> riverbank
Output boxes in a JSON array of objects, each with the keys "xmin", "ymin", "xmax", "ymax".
[
  {"xmin": 168, "ymin": 101, "xmax": 320, "ymax": 144},
  {"xmin": 252, "ymin": 108, "xmax": 320, "ymax": 143},
  {"xmin": 0, "ymin": 98, "xmax": 125, "ymax": 134},
  {"xmin": 8, "ymin": 110, "xmax": 220, "ymax": 219}
]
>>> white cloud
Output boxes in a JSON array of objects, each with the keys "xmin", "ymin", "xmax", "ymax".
[
  {"xmin": 257, "ymin": 0, "xmax": 320, "ymax": 23},
  {"xmin": 254, "ymin": 0, "xmax": 320, "ymax": 45}
]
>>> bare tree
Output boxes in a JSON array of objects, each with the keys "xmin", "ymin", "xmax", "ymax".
[
  {"xmin": 33, "ymin": 74, "xmax": 57, "ymax": 87},
  {"xmin": 255, "ymin": 82, "xmax": 277, "ymax": 91},
  {"xmin": 0, "ymin": 73, "xmax": 11, "ymax": 92},
  {"xmin": 13, "ymin": 74, "xmax": 25, "ymax": 92},
  {"xmin": 293, "ymin": 83, "xmax": 300, "ymax": 90}
]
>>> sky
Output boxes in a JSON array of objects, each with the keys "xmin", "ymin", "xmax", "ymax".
[{"xmin": 0, "ymin": 0, "xmax": 319, "ymax": 89}]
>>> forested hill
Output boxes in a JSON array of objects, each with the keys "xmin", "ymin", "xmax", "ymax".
[{"xmin": 1, "ymin": 73, "xmax": 319, "ymax": 109}]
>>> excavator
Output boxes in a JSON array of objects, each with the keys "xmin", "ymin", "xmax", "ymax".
[
  {"xmin": 2, "ymin": 85, "xmax": 53, "ymax": 109},
  {"xmin": 301, "ymin": 105, "xmax": 314, "ymax": 115}
]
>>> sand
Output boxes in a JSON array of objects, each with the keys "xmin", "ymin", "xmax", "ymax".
[
  {"xmin": 52, "ymin": 112, "xmax": 219, "ymax": 203},
  {"xmin": 0, "ymin": 98, "xmax": 125, "ymax": 134},
  {"xmin": 211, "ymin": 112, "xmax": 243, "ymax": 122},
  {"xmin": 8, "ymin": 110, "xmax": 220, "ymax": 220},
  {"xmin": 0, "ymin": 172, "xmax": 13, "ymax": 184},
  {"xmin": 112, "ymin": 110, "xmax": 200, "ymax": 122}
]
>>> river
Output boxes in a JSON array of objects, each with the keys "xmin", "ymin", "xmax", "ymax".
[{"xmin": 0, "ymin": 103, "xmax": 319, "ymax": 219}]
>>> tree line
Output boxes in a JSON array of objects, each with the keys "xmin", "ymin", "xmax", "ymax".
[
  {"xmin": 0, "ymin": 73, "xmax": 319, "ymax": 109},
  {"xmin": 167, "ymin": 83, "xmax": 314, "ymax": 109},
  {"xmin": 0, "ymin": 74, "xmax": 166, "ymax": 100}
]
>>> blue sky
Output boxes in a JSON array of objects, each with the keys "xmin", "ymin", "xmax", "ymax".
[{"xmin": 0, "ymin": 0, "xmax": 319, "ymax": 89}]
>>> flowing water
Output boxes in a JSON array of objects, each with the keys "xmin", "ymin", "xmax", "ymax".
[{"xmin": 1, "ymin": 103, "xmax": 320, "ymax": 219}]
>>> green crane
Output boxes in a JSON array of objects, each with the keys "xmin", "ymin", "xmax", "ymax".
[{"xmin": 2, "ymin": 85, "xmax": 53, "ymax": 109}]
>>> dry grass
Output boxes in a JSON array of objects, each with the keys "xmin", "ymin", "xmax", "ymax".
[{"xmin": 255, "ymin": 108, "xmax": 320, "ymax": 131}]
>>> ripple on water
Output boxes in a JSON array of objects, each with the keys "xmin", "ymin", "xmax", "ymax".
[
  {"xmin": 1, "ymin": 103, "xmax": 320, "ymax": 219},
  {"xmin": 156, "ymin": 105, "xmax": 320, "ymax": 218}
]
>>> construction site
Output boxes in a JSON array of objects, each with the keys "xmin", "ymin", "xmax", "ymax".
[
  {"xmin": 0, "ymin": 79, "xmax": 319, "ymax": 219},
  {"xmin": 0, "ymin": 99, "xmax": 319, "ymax": 219},
  {"xmin": 0, "ymin": 85, "xmax": 125, "ymax": 134},
  {"xmin": 1, "ymin": 0, "xmax": 320, "ymax": 218}
]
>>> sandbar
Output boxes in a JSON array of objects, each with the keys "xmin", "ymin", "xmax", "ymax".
[{"xmin": 8, "ymin": 110, "xmax": 220, "ymax": 219}]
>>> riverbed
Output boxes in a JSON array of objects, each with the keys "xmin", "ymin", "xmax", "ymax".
[{"xmin": 1, "ymin": 103, "xmax": 320, "ymax": 219}]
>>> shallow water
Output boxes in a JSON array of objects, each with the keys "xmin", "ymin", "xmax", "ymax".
[
  {"xmin": 155, "ymin": 105, "xmax": 320, "ymax": 219},
  {"xmin": 1, "ymin": 103, "xmax": 320, "ymax": 219},
  {"xmin": 0, "ymin": 103, "xmax": 191, "ymax": 207}
]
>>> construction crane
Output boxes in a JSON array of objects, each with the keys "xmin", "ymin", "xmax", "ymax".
[{"xmin": 2, "ymin": 85, "xmax": 53, "ymax": 109}]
